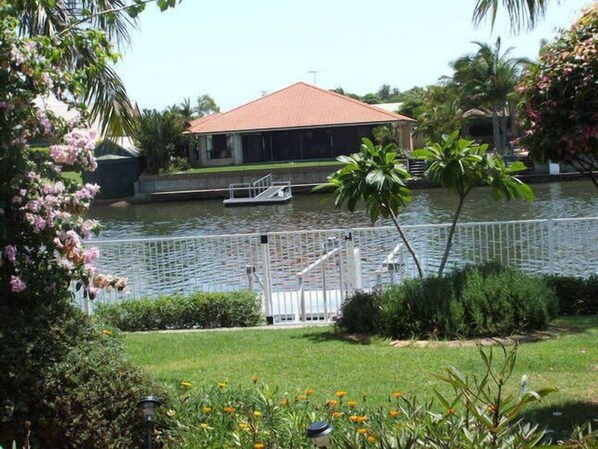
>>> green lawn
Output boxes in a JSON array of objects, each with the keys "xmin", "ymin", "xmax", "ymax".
[
  {"xmin": 124, "ymin": 316, "xmax": 597, "ymax": 440},
  {"xmin": 172, "ymin": 160, "xmax": 343, "ymax": 175}
]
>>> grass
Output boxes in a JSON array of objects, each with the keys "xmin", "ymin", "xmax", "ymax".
[
  {"xmin": 124, "ymin": 315, "xmax": 597, "ymax": 440},
  {"xmin": 61, "ymin": 171, "xmax": 82, "ymax": 184},
  {"xmin": 169, "ymin": 160, "xmax": 343, "ymax": 175}
]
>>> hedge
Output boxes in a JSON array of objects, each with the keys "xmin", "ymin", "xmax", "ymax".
[{"xmin": 95, "ymin": 290, "xmax": 263, "ymax": 331}]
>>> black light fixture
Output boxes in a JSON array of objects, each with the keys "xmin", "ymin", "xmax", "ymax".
[
  {"xmin": 307, "ymin": 421, "xmax": 333, "ymax": 448},
  {"xmin": 137, "ymin": 396, "xmax": 162, "ymax": 449}
]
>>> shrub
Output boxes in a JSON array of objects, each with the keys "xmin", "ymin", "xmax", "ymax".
[
  {"xmin": 95, "ymin": 290, "xmax": 264, "ymax": 331},
  {"xmin": 544, "ymin": 275, "xmax": 598, "ymax": 316},
  {"xmin": 36, "ymin": 328, "xmax": 166, "ymax": 449},
  {"xmin": 338, "ymin": 263, "xmax": 558, "ymax": 339}
]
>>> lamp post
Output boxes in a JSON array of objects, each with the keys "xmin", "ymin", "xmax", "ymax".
[
  {"xmin": 307, "ymin": 421, "xmax": 333, "ymax": 448},
  {"xmin": 137, "ymin": 396, "xmax": 161, "ymax": 449}
]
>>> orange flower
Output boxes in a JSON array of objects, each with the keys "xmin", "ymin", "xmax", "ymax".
[
  {"xmin": 202, "ymin": 406, "xmax": 212, "ymax": 414},
  {"xmin": 336, "ymin": 390, "xmax": 348, "ymax": 398},
  {"xmin": 327, "ymin": 399, "xmax": 338, "ymax": 407},
  {"xmin": 367, "ymin": 435, "xmax": 376, "ymax": 443},
  {"xmin": 389, "ymin": 409, "xmax": 401, "ymax": 417},
  {"xmin": 305, "ymin": 388, "xmax": 314, "ymax": 396},
  {"xmin": 447, "ymin": 407, "xmax": 456, "ymax": 415},
  {"xmin": 280, "ymin": 398, "xmax": 289, "ymax": 407},
  {"xmin": 357, "ymin": 428, "xmax": 367, "ymax": 435},
  {"xmin": 350, "ymin": 415, "xmax": 367, "ymax": 423},
  {"xmin": 296, "ymin": 394, "xmax": 307, "ymax": 401},
  {"xmin": 391, "ymin": 391, "xmax": 402, "ymax": 399},
  {"xmin": 254, "ymin": 443, "xmax": 265, "ymax": 449},
  {"xmin": 347, "ymin": 400, "xmax": 357, "ymax": 408},
  {"xmin": 332, "ymin": 411, "xmax": 343, "ymax": 419},
  {"xmin": 224, "ymin": 406, "xmax": 235, "ymax": 414}
]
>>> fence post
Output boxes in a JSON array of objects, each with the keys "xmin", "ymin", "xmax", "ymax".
[
  {"xmin": 297, "ymin": 275, "xmax": 304, "ymax": 323},
  {"xmin": 547, "ymin": 219, "xmax": 555, "ymax": 274},
  {"xmin": 260, "ymin": 235, "xmax": 274, "ymax": 324}
]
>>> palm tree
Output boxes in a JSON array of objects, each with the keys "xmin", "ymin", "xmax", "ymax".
[
  {"xmin": 413, "ymin": 131, "xmax": 534, "ymax": 276},
  {"xmin": 450, "ymin": 38, "xmax": 527, "ymax": 153},
  {"xmin": 472, "ymin": 0, "xmax": 550, "ymax": 32},
  {"xmin": 13, "ymin": 0, "xmax": 171, "ymax": 136},
  {"xmin": 316, "ymin": 138, "xmax": 424, "ymax": 278}
]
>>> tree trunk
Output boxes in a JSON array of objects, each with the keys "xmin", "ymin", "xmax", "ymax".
[
  {"xmin": 491, "ymin": 107, "xmax": 501, "ymax": 153},
  {"xmin": 387, "ymin": 208, "xmax": 424, "ymax": 279},
  {"xmin": 437, "ymin": 191, "xmax": 470, "ymax": 277}
]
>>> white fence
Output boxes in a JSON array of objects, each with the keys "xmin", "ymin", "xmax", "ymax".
[{"xmin": 82, "ymin": 217, "xmax": 598, "ymax": 322}]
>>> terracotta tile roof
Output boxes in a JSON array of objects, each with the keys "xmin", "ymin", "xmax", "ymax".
[{"xmin": 187, "ymin": 82, "xmax": 414, "ymax": 135}]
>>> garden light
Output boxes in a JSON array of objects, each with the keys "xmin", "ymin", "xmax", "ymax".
[
  {"xmin": 137, "ymin": 396, "xmax": 161, "ymax": 449},
  {"xmin": 307, "ymin": 421, "xmax": 333, "ymax": 448}
]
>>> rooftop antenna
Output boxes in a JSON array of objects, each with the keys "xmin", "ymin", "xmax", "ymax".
[{"xmin": 308, "ymin": 70, "xmax": 319, "ymax": 85}]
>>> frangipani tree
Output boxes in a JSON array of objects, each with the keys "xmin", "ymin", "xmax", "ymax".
[
  {"xmin": 316, "ymin": 138, "xmax": 424, "ymax": 278},
  {"xmin": 413, "ymin": 131, "xmax": 534, "ymax": 276}
]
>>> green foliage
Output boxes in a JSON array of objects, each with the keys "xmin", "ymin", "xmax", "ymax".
[
  {"xmin": 472, "ymin": 0, "xmax": 550, "ymax": 33},
  {"xmin": 544, "ymin": 275, "xmax": 598, "ymax": 316},
  {"xmin": 339, "ymin": 263, "xmax": 558, "ymax": 339},
  {"xmin": 96, "ymin": 290, "xmax": 264, "ymax": 331},
  {"xmin": 36, "ymin": 327, "xmax": 166, "ymax": 449},
  {"xmin": 159, "ymin": 345, "xmax": 553, "ymax": 448},
  {"xmin": 519, "ymin": 6, "xmax": 598, "ymax": 187},
  {"xmin": 316, "ymin": 138, "xmax": 424, "ymax": 277},
  {"xmin": 134, "ymin": 108, "xmax": 191, "ymax": 173}
]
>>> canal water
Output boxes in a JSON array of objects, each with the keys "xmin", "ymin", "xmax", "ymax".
[{"xmin": 89, "ymin": 180, "xmax": 597, "ymax": 240}]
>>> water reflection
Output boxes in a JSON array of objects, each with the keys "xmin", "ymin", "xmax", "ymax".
[{"xmin": 89, "ymin": 180, "xmax": 597, "ymax": 240}]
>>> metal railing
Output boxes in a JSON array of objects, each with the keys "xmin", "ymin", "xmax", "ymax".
[{"xmin": 81, "ymin": 217, "xmax": 598, "ymax": 322}]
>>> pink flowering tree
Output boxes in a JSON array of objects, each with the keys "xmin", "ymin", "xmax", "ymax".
[
  {"xmin": 518, "ymin": 5, "xmax": 598, "ymax": 187},
  {"xmin": 0, "ymin": 5, "xmax": 132, "ymax": 440}
]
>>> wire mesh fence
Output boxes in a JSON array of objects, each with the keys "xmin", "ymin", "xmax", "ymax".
[{"xmin": 81, "ymin": 217, "xmax": 598, "ymax": 321}]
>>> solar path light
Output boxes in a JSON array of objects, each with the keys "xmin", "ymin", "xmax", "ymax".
[
  {"xmin": 307, "ymin": 421, "xmax": 333, "ymax": 448},
  {"xmin": 137, "ymin": 396, "xmax": 161, "ymax": 449}
]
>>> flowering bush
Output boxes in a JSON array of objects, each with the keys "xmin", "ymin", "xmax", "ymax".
[
  {"xmin": 0, "ymin": 5, "xmax": 126, "ymax": 444},
  {"xmin": 519, "ymin": 5, "xmax": 598, "ymax": 186},
  {"xmin": 158, "ymin": 345, "xmax": 555, "ymax": 448}
]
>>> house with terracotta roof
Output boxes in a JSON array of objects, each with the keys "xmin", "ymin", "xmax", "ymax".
[{"xmin": 185, "ymin": 82, "xmax": 416, "ymax": 167}]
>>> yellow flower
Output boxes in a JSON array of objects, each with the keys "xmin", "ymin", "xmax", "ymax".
[
  {"xmin": 347, "ymin": 400, "xmax": 357, "ymax": 408},
  {"xmin": 486, "ymin": 404, "xmax": 497, "ymax": 413},
  {"xmin": 357, "ymin": 428, "xmax": 367, "ymax": 435},
  {"xmin": 253, "ymin": 443, "xmax": 265, "ymax": 449},
  {"xmin": 180, "ymin": 381, "xmax": 192, "ymax": 388},
  {"xmin": 253, "ymin": 410, "xmax": 262, "ymax": 417},
  {"xmin": 332, "ymin": 411, "xmax": 343, "ymax": 419},
  {"xmin": 279, "ymin": 398, "xmax": 289, "ymax": 407},
  {"xmin": 336, "ymin": 390, "xmax": 348, "ymax": 398},
  {"xmin": 224, "ymin": 406, "xmax": 235, "ymax": 414},
  {"xmin": 295, "ymin": 394, "xmax": 307, "ymax": 401},
  {"xmin": 239, "ymin": 423, "xmax": 249, "ymax": 430},
  {"xmin": 367, "ymin": 435, "xmax": 376, "ymax": 443},
  {"xmin": 327, "ymin": 399, "xmax": 338, "ymax": 407},
  {"xmin": 166, "ymin": 409, "xmax": 176, "ymax": 417},
  {"xmin": 217, "ymin": 381, "xmax": 227, "ymax": 388},
  {"xmin": 202, "ymin": 406, "xmax": 212, "ymax": 414},
  {"xmin": 305, "ymin": 388, "xmax": 314, "ymax": 396},
  {"xmin": 389, "ymin": 409, "xmax": 401, "ymax": 417},
  {"xmin": 199, "ymin": 423, "xmax": 209, "ymax": 430},
  {"xmin": 391, "ymin": 391, "xmax": 402, "ymax": 399},
  {"xmin": 102, "ymin": 329, "xmax": 113, "ymax": 336}
]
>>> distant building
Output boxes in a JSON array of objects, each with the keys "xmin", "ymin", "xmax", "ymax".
[{"xmin": 185, "ymin": 82, "xmax": 415, "ymax": 167}]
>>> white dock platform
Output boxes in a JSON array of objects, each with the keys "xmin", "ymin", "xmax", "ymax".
[{"xmin": 223, "ymin": 174, "xmax": 292, "ymax": 207}]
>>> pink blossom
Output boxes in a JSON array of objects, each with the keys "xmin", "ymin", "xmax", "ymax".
[
  {"xmin": 33, "ymin": 217, "xmax": 47, "ymax": 233},
  {"xmin": 81, "ymin": 219, "xmax": 99, "ymax": 238},
  {"xmin": 10, "ymin": 276, "xmax": 26, "ymax": 293},
  {"xmin": 4, "ymin": 245, "xmax": 16, "ymax": 263},
  {"xmin": 83, "ymin": 247, "xmax": 100, "ymax": 264}
]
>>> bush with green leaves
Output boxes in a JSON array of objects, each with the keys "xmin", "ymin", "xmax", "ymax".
[
  {"xmin": 544, "ymin": 275, "xmax": 598, "ymax": 316},
  {"xmin": 339, "ymin": 263, "xmax": 558, "ymax": 339},
  {"xmin": 158, "ymin": 344, "xmax": 557, "ymax": 448},
  {"xmin": 36, "ymin": 327, "xmax": 166, "ymax": 449},
  {"xmin": 95, "ymin": 290, "xmax": 264, "ymax": 331}
]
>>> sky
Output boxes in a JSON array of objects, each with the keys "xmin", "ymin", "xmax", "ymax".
[{"xmin": 116, "ymin": 0, "xmax": 592, "ymax": 112}]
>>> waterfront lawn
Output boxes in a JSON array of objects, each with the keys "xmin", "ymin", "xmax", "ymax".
[
  {"xmin": 124, "ymin": 316, "xmax": 597, "ymax": 440},
  {"xmin": 174, "ymin": 160, "xmax": 343, "ymax": 174}
]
